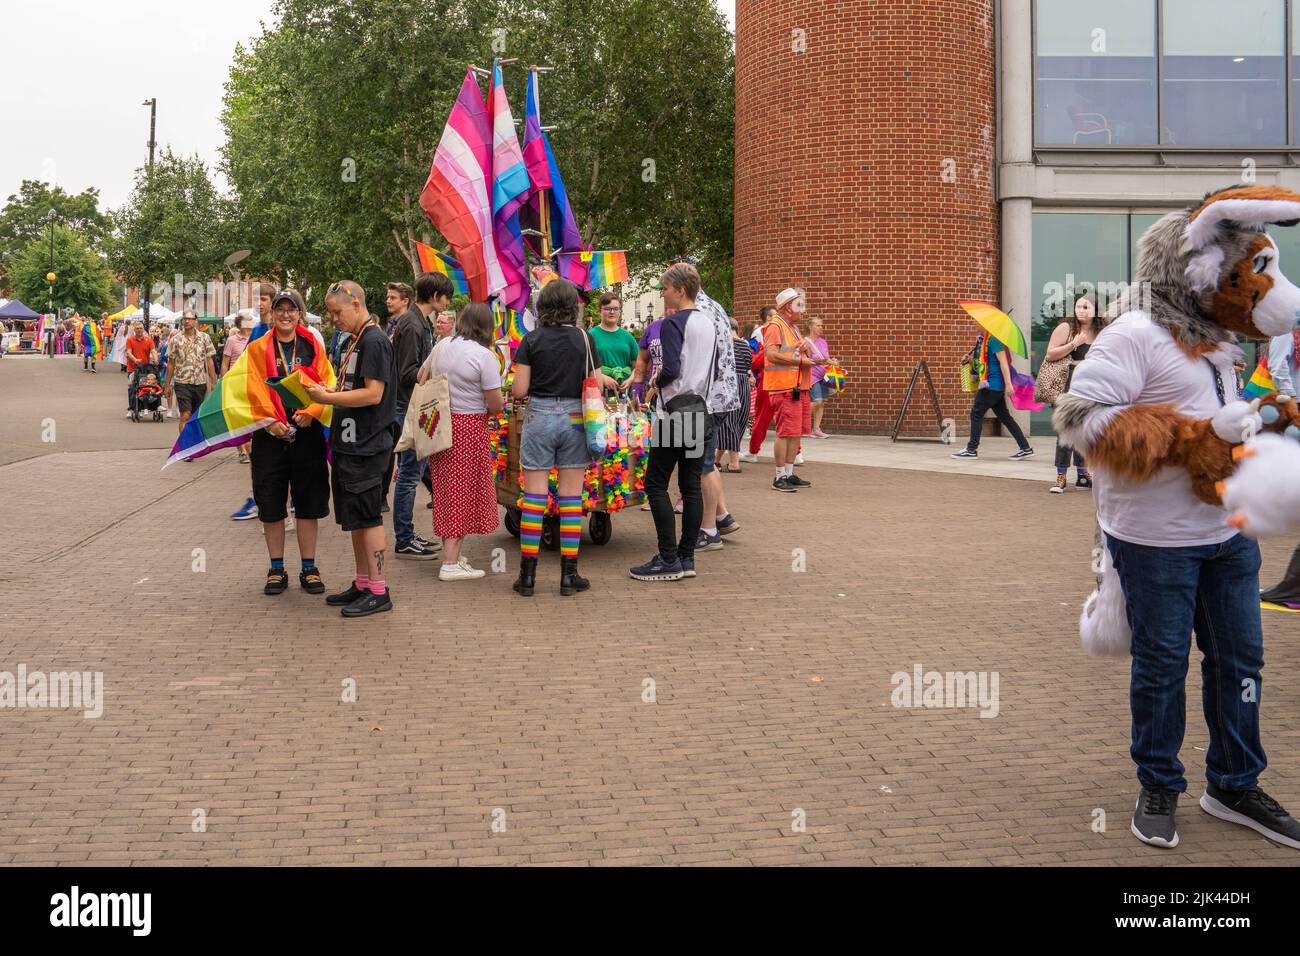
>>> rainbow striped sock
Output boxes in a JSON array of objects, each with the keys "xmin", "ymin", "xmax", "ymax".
[
  {"xmin": 520, "ymin": 492, "xmax": 547, "ymax": 558},
  {"xmin": 557, "ymin": 495, "xmax": 583, "ymax": 558}
]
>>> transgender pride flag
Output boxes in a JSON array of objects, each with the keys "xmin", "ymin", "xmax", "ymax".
[
  {"xmin": 419, "ymin": 68, "xmax": 506, "ymax": 303},
  {"xmin": 488, "ymin": 60, "xmax": 532, "ymax": 313}
]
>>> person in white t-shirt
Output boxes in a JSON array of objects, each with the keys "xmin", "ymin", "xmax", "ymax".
[
  {"xmin": 1055, "ymin": 185, "xmax": 1300, "ymax": 852},
  {"xmin": 416, "ymin": 303, "xmax": 504, "ymax": 581}
]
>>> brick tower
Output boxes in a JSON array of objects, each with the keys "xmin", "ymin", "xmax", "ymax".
[{"xmin": 734, "ymin": 0, "xmax": 999, "ymax": 434}]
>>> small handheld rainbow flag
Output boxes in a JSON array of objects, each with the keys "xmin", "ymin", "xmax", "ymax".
[
  {"xmin": 268, "ymin": 366, "xmax": 326, "ymax": 412},
  {"xmin": 823, "ymin": 364, "xmax": 846, "ymax": 394},
  {"xmin": 556, "ymin": 250, "xmax": 629, "ymax": 290},
  {"xmin": 81, "ymin": 320, "xmax": 103, "ymax": 359},
  {"xmin": 414, "ymin": 240, "xmax": 469, "ymax": 296},
  {"xmin": 1242, "ymin": 360, "xmax": 1278, "ymax": 399}
]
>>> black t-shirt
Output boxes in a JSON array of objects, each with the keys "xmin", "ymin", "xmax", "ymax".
[
  {"xmin": 270, "ymin": 331, "xmax": 325, "ymax": 435},
  {"xmin": 514, "ymin": 324, "xmax": 601, "ymax": 399},
  {"xmin": 334, "ymin": 323, "xmax": 395, "ymax": 457}
]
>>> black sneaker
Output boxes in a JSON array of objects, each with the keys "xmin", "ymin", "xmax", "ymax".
[
  {"xmin": 1076, "ymin": 473, "xmax": 1093, "ymax": 489},
  {"xmin": 1131, "ymin": 786, "xmax": 1180, "ymax": 848},
  {"xmin": 772, "ymin": 476, "xmax": 796, "ymax": 493},
  {"xmin": 787, "ymin": 473, "xmax": 812, "ymax": 488},
  {"xmin": 326, "ymin": 581, "xmax": 366, "ymax": 606},
  {"xmin": 695, "ymin": 530, "xmax": 724, "ymax": 552},
  {"xmin": 680, "ymin": 555, "xmax": 696, "ymax": 578},
  {"xmin": 395, "ymin": 540, "xmax": 439, "ymax": 560},
  {"xmin": 1201, "ymin": 783, "xmax": 1300, "ymax": 849},
  {"xmin": 264, "ymin": 568, "xmax": 289, "ymax": 596},
  {"xmin": 716, "ymin": 514, "xmax": 739, "ymax": 536},
  {"xmin": 413, "ymin": 535, "xmax": 442, "ymax": 553},
  {"xmin": 1009, "ymin": 447, "xmax": 1035, "ymax": 460},
  {"xmin": 629, "ymin": 554, "xmax": 684, "ymax": 582},
  {"xmin": 341, "ymin": 589, "xmax": 393, "ymax": 618},
  {"xmin": 299, "ymin": 567, "xmax": 325, "ymax": 594},
  {"xmin": 950, "ymin": 448, "xmax": 978, "ymax": 459}
]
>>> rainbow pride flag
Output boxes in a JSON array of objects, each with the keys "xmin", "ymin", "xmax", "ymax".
[
  {"xmin": 81, "ymin": 320, "xmax": 103, "ymax": 359},
  {"xmin": 556, "ymin": 250, "xmax": 629, "ymax": 290},
  {"xmin": 414, "ymin": 240, "xmax": 469, "ymax": 296},
  {"xmin": 493, "ymin": 300, "xmax": 531, "ymax": 347},
  {"xmin": 1242, "ymin": 361, "xmax": 1278, "ymax": 399},
  {"xmin": 164, "ymin": 326, "xmax": 335, "ymax": 468}
]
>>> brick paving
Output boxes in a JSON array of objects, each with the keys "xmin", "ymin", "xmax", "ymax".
[{"xmin": 1, "ymin": 355, "xmax": 1298, "ymax": 865}]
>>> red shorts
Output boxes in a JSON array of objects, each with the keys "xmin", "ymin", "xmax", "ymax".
[{"xmin": 769, "ymin": 389, "xmax": 811, "ymax": 438}]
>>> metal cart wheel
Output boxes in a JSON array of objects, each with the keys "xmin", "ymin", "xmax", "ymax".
[
  {"xmin": 541, "ymin": 515, "xmax": 561, "ymax": 551},
  {"xmin": 588, "ymin": 511, "xmax": 612, "ymax": 546},
  {"xmin": 503, "ymin": 507, "xmax": 521, "ymax": 538}
]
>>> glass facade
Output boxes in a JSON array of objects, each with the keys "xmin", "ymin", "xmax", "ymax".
[{"xmin": 1036, "ymin": 0, "xmax": 1294, "ymax": 146}]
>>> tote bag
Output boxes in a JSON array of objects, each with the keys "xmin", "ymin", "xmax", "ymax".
[
  {"xmin": 397, "ymin": 339, "xmax": 452, "ymax": 459},
  {"xmin": 579, "ymin": 327, "xmax": 609, "ymax": 456}
]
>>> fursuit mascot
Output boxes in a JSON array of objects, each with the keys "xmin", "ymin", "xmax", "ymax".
[{"xmin": 1054, "ymin": 184, "xmax": 1300, "ymax": 851}]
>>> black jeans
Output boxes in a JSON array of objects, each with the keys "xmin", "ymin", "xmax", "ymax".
[
  {"xmin": 1054, "ymin": 437, "xmax": 1085, "ymax": 470},
  {"xmin": 966, "ymin": 388, "xmax": 1028, "ymax": 451},
  {"xmin": 645, "ymin": 443, "xmax": 704, "ymax": 562}
]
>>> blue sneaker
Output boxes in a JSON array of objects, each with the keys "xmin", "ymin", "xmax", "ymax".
[
  {"xmin": 231, "ymin": 497, "xmax": 258, "ymax": 521},
  {"xmin": 630, "ymin": 553, "xmax": 684, "ymax": 582},
  {"xmin": 680, "ymin": 555, "xmax": 696, "ymax": 579}
]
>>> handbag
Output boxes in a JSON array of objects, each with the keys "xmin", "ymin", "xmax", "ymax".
[
  {"xmin": 396, "ymin": 339, "xmax": 452, "ymax": 459},
  {"xmin": 1033, "ymin": 357, "xmax": 1072, "ymax": 405},
  {"xmin": 579, "ymin": 328, "xmax": 609, "ymax": 456}
]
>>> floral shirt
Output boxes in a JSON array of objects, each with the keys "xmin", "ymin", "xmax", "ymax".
[{"xmin": 169, "ymin": 330, "xmax": 216, "ymax": 385}]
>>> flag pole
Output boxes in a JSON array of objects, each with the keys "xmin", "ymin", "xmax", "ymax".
[{"xmin": 532, "ymin": 66, "xmax": 553, "ymax": 262}]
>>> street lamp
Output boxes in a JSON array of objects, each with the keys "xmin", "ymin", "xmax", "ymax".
[{"xmin": 46, "ymin": 208, "xmax": 56, "ymax": 355}]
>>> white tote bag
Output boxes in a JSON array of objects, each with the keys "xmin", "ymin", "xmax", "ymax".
[{"xmin": 396, "ymin": 340, "xmax": 452, "ymax": 459}]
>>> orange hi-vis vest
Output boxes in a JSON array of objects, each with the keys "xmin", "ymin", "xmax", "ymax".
[{"xmin": 762, "ymin": 315, "xmax": 802, "ymax": 392}]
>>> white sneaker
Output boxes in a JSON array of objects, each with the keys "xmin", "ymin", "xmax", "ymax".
[
  {"xmin": 741, "ymin": 453, "xmax": 759, "ymax": 463},
  {"xmin": 125, "ymin": 410, "xmax": 133, "ymax": 418},
  {"xmin": 439, "ymin": 558, "xmax": 485, "ymax": 581},
  {"xmin": 794, "ymin": 453, "xmax": 806, "ymax": 466}
]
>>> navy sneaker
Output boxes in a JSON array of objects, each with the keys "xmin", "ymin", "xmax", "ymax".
[
  {"xmin": 695, "ymin": 530, "xmax": 724, "ymax": 552},
  {"xmin": 716, "ymin": 514, "xmax": 739, "ymax": 536},
  {"xmin": 629, "ymin": 554, "xmax": 684, "ymax": 582},
  {"xmin": 231, "ymin": 497, "xmax": 258, "ymax": 520},
  {"xmin": 680, "ymin": 555, "xmax": 696, "ymax": 578}
]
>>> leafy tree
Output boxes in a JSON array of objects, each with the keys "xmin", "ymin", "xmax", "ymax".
[
  {"xmin": 10, "ymin": 225, "xmax": 114, "ymax": 316},
  {"xmin": 0, "ymin": 180, "xmax": 111, "ymax": 295},
  {"xmin": 219, "ymin": 0, "xmax": 734, "ymax": 313},
  {"xmin": 109, "ymin": 150, "xmax": 232, "ymax": 303}
]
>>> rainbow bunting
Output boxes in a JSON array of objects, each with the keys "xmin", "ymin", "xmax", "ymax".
[
  {"xmin": 164, "ymin": 326, "xmax": 335, "ymax": 468},
  {"xmin": 555, "ymin": 250, "xmax": 629, "ymax": 291},
  {"xmin": 414, "ymin": 240, "xmax": 470, "ymax": 295},
  {"xmin": 81, "ymin": 320, "xmax": 103, "ymax": 359},
  {"xmin": 1242, "ymin": 361, "xmax": 1278, "ymax": 399}
]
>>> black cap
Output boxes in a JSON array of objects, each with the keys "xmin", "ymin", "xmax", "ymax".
[{"xmin": 271, "ymin": 289, "xmax": 305, "ymax": 312}]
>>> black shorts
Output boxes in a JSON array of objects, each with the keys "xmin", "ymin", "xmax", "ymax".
[
  {"xmin": 251, "ymin": 425, "xmax": 330, "ymax": 523},
  {"xmin": 174, "ymin": 382, "xmax": 207, "ymax": 414},
  {"xmin": 331, "ymin": 449, "xmax": 389, "ymax": 532}
]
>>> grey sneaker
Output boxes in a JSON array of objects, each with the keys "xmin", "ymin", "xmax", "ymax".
[
  {"xmin": 1131, "ymin": 786, "xmax": 1180, "ymax": 848},
  {"xmin": 1201, "ymin": 783, "xmax": 1300, "ymax": 849}
]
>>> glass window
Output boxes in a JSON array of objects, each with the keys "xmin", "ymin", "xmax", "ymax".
[
  {"xmin": 1030, "ymin": 212, "xmax": 1130, "ymax": 434},
  {"xmin": 1162, "ymin": 0, "xmax": 1285, "ymax": 145},
  {"xmin": 1035, "ymin": 0, "xmax": 1158, "ymax": 145}
]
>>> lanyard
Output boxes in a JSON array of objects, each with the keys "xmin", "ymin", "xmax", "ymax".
[
  {"xmin": 1205, "ymin": 358, "xmax": 1227, "ymax": 407},
  {"xmin": 275, "ymin": 335, "xmax": 299, "ymax": 376},
  {"xmin": 339, "ymin": 320, "xmax": 374, "ymax": 388}
]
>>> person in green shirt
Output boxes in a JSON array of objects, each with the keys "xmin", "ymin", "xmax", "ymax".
[{"xmin": 587, "ymin": 292, "xmax": 640, "ymax": 392}]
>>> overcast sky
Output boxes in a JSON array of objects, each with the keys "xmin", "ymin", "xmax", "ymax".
[{"xmin": 1, "ymin": 0, "xmax": 736, "ymax": 215}]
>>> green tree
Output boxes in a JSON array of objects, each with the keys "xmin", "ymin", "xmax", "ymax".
[
  {"xmin": 0, "ymin": 180, "xmax": 111, "ymax": 295},
  {"xmin": 219, "ymin": 0, "xmax": 734, "ymax": 313},
  {"xmin": 109, "ymin": 150, "xmax": 231, "ymax": 303},
  {"xmin": 10, "ymin": 225, "xmax": 114, "ymax": 316}
]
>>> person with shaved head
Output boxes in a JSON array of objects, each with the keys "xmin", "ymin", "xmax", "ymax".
[{"xmin": 305, "ymin": 280, "xmax": 397, "ymax": 617}]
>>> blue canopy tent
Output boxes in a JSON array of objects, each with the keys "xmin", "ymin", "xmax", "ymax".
[
  {"xmin": 0, "ymin": 299, "xmax": 44, "ymax": 353},
  {"xmin": 0, "ymin": 299, "xmax": 40, "ymax": 320}
]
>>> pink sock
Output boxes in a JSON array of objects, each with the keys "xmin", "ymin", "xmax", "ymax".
[
  {"xmin": 356, "ymin": 575, "xmax": 370, "ymax": 590},
  {"xmin": 369, "ymin": 580, "xmax": 386, "ymax": 596}
]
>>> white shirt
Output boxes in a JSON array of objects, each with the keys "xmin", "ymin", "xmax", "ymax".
[
  {"xmin": 1267, "ymin": 332, "xmax": 1298, "ymax": 397},
  {"xmin": 420, "ymin": 336, "xmax": 501, "ymax": 414},
  {"xmin": 660, "ymin": 309, "xmax": 716, "ymax": 407},
  {"xmin": 1067, "ymin": 311, "xmax": 1242, "ymax": 548}
]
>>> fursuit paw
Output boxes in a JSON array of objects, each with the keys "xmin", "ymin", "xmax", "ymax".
[
  {"xmin": 1079, "ymin": 537, "xmax": 1131, "ymax": 657},
  {"xmin": 1211, "ymin": 398, "xmax": 1263, "ymax": 444},
  {"xmin": 1220, "ymin": 432, "xmax": 1300, "ymax": 538}
]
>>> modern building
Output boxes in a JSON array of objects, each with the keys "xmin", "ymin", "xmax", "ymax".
[{"xmin": 735, "ymin": 0, "xmax": 1300, "ymax": 436}]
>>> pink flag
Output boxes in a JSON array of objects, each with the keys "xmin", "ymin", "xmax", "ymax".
[
  {"xmin": 488, "ymin": 60, "xmax": 532, "ymax": 312},
  {"xmin": 419, "ymin": 69, "xmax": 507, "ymax": 302}
]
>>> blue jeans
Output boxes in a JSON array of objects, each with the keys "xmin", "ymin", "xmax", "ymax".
[
  {"xmin": 1107, "ymin": 533, "xmax": 1266, "ymax": 793},
  {"xmin": 391, "ymin": 408, "xmax": 423, "ymax": 546}
]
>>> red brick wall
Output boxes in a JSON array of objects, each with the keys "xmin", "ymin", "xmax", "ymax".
[{"xmin": 734, "ymin": 0, "xmax": 998, "ymax": 434}]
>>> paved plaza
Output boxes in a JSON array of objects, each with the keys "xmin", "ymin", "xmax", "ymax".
[{"xmin": 1, "ymin": 355, "xmax": 1297, "ymax": 865}]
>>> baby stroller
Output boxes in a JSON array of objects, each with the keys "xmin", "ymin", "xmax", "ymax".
[{"xmin": 131, "ymin": 363, "xmax": 166, "ymax": 422}]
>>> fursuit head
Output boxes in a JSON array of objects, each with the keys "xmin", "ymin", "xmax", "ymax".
[{"xmin": 1053, "ymin": 184, "xmax": 1300, "ymax": 656}]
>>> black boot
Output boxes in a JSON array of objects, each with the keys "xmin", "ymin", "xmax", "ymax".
[
  {"xmin": 560, "ymin": 557, "xmax": 590, "ymax": 596},
  {"xmin": 513, "ymin": 556, "xmax": 537, "ymax": 597},
  {"xmin": 1261, "ymin": 543, "xmax": 1300, "ymax": 605}
]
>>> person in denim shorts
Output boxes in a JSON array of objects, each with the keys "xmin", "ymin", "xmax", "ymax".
[{"xmin": 510, "ymin": 280, "xmax": 619, "ymax": 598}]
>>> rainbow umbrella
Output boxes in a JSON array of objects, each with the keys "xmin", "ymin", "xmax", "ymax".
[{"xmin": 958, "ymin": 300, "xmax": 1028, "ymax": 358}]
